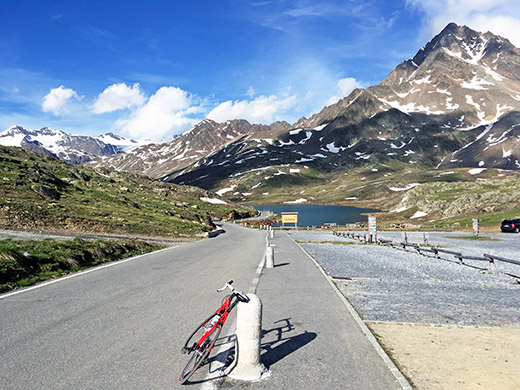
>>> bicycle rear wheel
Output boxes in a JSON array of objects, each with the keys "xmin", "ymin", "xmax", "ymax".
[{"xmin": 179, "ymin": 324, "xmax": 222, "ymax": 384}]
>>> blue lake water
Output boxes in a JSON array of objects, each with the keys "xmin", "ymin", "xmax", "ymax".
[{"xmin": 253, "ymin": 204, "xmax": 380, "ymax": 227}]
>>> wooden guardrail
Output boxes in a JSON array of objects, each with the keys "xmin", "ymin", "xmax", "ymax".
[{"xmin": 332, "ymin": 231, "xmax": 519, "ymax": 275}]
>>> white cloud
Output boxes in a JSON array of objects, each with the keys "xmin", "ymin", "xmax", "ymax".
[
  {"xmin": 42, "ymin": 86, "xmax": 81, "ymax": 115},
  {"xmin": 207, "ymin": 94, "xmax": 297, "ymax": 124},
  {"xmin": 92, "ymin": 83, "xmax": 145, "ymax": 113},
  {"xmin": 325, "ymin": 77, "xmax": 363, "ymax": 106},
  {"xmin": 406, "ymin": 0, "xmax": 520, "ymax": 47},
  {"xmin": 116, "ymin": 86, "xmax": 202, "ymax": 141}
]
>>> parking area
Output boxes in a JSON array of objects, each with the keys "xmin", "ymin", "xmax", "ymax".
[{"xmin": 288, "ymin": 230, "xmax": 520, "ymax": 326}]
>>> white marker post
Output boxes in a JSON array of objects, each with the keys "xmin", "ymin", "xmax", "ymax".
[{"xmin": 266, "ymin": 247, "xmax": 274, "ymax": 268}]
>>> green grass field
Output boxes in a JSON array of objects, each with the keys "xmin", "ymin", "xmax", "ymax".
[{"xmin": 0, "ymin": 146, "xmax": 256, "ymax": 237}]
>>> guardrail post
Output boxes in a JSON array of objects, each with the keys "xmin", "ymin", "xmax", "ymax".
[
  {"xmin": 266, "ymin": 247, "xmax": 274, "ymax": 268},
  {"xmin": 229, "ymin": 294, "xmax": 267, "ymax": 381},
  {"xmin": 484, "ymin": 254, "xmax": 497, "ymax": 274},
  {"xmin": 488, "ymin": 257, "xmax": 496, "ymax": 274}
]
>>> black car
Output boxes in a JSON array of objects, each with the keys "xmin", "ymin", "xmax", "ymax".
[{"xmin": 500, "ymin": 218, "xmax": 520, "ymax": 233}]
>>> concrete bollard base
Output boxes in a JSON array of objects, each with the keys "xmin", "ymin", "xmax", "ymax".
[{"xmin": 228, "ymin": 294, "xmax": 267, "ymax": 381}]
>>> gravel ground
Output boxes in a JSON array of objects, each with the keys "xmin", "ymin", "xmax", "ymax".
[
  {"xmin": 288, "ymin": 230, "xmax": 520, "ymax": 327},
  {"xmin": 377, "ymin": 231, "xmax": 520, "ymax": 260}
]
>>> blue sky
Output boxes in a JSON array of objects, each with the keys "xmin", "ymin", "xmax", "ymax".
[{"xmin": 1, "ymin": 0, "xmax": 520, "ymax": 142}]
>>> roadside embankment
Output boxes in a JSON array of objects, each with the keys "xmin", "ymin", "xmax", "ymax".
[{"xmin": 0, "ymin": 237, "xmax": 163, "ymax": 293}]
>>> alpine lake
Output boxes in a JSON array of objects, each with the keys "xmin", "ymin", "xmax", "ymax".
[{"xmin": 253, "ymin": 204, "xmax": 380, "ymax": 227}]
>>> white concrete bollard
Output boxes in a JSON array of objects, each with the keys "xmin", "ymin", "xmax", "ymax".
[
  {"xmin": 266, "ymin": 247, "xmax": 274, "ymax": 268},
  {"xmin": 269, "ymin": 229, "xmax": 274, "ymax": 239},
  {"xmin": 229, "ymin": 294, "xmax": 266, "ymax": 381}
]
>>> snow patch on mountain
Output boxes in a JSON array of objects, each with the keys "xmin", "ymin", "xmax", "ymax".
[
  {"xmin": 200, "ymin": 197, "xmax": 227, "ymax": 204},
  {"xmin": 461, "ymin": 77, "xmax": 494, "ymax": 90},
  {"xmin": 468, "ymin": 168, "xmax": 486, "ymax": 175},
  {"xmin": 284, "ymin": 198, "xmax": 307, "ymax": 204},
  {"xmin": 216, "ymin": 185, "xmax": 237, "ymax": 196},
  {"xmin": 389, "ymin": 183, "xmax": 420, "ymax": 191},
  {"xmin": 410, "ymin": 211, "xmax": 427, "ymax": 219},
  {"xmin": 96, "ymin": 133, "xmax": 143, "ymax": 151}
]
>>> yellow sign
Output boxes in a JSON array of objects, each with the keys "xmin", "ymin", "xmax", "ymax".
[{"xmin": 282, "ymin": 213, "xmax": 298, "ymax": 224}]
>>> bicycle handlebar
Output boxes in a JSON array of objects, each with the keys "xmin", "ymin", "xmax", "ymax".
[
  {"xmin": 217, "ymin": 280, "xmax": 234, "ymax": 292},
  {"xmin": 216, "ymin": 280, "xmax": 249, "ymax": 302}
]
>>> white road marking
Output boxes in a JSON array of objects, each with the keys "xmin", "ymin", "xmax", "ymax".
[{"xmin": 0, "ymin": 246, "xmax": 176, "ymax": 300}]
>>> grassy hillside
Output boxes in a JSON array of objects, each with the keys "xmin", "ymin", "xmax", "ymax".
[
  {"xmin": 215, "ymin": 160, "xmax": 520, "ymax": 230},
  {"xmin": 0, "ymin": 146, "xmax": 255, "ymax": 237}
]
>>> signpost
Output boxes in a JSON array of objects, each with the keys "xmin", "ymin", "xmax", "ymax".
[
  {"xmin": 473, "ymin": 218, "xmax": 479, "ymax": 236},
  {"xmin": 368, "ymin": 215, "xmax": 377, "ymax": 243},
  {"xmin": 281, "ymin": 212, "xmax": 298, "ymax": 228}
]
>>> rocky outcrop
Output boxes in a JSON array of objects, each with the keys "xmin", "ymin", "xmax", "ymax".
[{"xmin": 392, "ymin": 178, "xmax": 520, "ymax": 218}]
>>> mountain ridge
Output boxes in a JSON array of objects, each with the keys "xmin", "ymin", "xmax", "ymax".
[
  {"xmin": 5, "ymin": 23, "xmax": 520, "ymax": 199},
  {"xmin": 166, "ymin": 22, "xmax": 520, "ymax": 191},
  {"xmin": 0, "ymin": 125, "xmax": 142, "ymax": 165},
  {"xmin": 86, "ymin": 118, "xmax": 291, "ymax": 178}
]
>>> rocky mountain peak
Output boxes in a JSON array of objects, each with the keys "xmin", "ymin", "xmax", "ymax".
[
  {"xmin": 165, "ymin": 23, "xmax": 520, "ymax": 190},
  {"xmin": 0, "ymin": 125, "xmax": 125, "ymax": 164},
  {"xmin": 86, "ymin": 117, "xmax": 289, "ymax": 179}
]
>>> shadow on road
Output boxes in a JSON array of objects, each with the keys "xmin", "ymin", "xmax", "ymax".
[
  {"xmin": 260, "ymin": 318, "xmax": 317, "ymax": 369},
  {"xmin": 181, "ymin": 319, "xmax": 317, "ymax": 385},
  {"xmin": 180, "ymin": 334, "xmax": 236, "ymax": 386}
]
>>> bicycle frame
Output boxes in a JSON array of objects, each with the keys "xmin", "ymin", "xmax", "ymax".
[
  {"xmin": 179, "ymin": 281, "xmax": 248, "ymax": 384},
  {"xmin": 185, "ymin": 293, "xmax": 242, "ymax": 354},
  {"xmin": 197, "ymin": 297, "xmax": 232, "ymax": 349}
]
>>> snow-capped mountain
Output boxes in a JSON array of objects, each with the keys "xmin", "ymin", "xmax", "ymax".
[
  {"xmin": 86, "ymin": 119, "xmax": 291, "ymax": 178},
  {"xmin": 87, "ymin": 23, "xmax": 520, "ymax": 190},
  {"xmin": 0, "ymin": 126, "xmax": 140, "ymax": 164},
  {"xmin": 166, "ymin": 23, "xmax": 520, "ymax": 189},
  {"xmin": 296, "ymin": 23, "xmax": 520, "ymax": 130}
]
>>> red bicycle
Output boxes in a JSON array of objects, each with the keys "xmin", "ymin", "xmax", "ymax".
[{"xmin": 178, "ymin": 280, "xmax": 249, "ymax": 384}]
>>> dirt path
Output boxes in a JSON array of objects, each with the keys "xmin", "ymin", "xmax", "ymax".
[{"xmin": 368, "ymin": 322, "xmax": 520, "ymax": 389}]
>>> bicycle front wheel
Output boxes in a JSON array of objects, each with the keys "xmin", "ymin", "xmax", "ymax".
[{"xmin": 179, "ymin": 324, "xmax": 222, "ymax": 384}]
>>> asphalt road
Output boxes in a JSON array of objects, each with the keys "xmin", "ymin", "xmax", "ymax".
[{"xmin": 0, "ymin": 223, "xmax": 266, "ymax": 390}]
